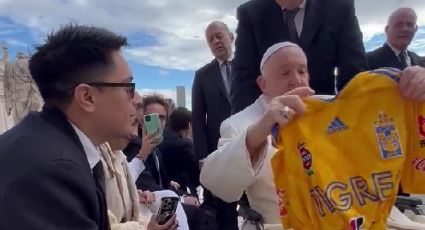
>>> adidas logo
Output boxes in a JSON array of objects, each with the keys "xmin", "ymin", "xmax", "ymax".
[{"xmin": 326, "ymin": 117, "xmax": 349, "ymax": 134}]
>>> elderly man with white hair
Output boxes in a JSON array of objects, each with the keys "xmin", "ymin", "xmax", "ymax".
[{"xmin": 200, "ymin": 41, "xmax": 425, "ymax": 230}]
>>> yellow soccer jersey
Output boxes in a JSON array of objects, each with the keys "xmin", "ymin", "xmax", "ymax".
[
  {"xmin": 271, "ymin": 68, "xmax": 424, "ymax": 230},
  {"xmin": 402, "ymin": 101, "xmax": 425, "ymax": 194}
]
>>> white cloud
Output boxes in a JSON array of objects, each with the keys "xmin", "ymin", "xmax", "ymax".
[
  {"xmin": 0, "ymin": 0, "xmax": 425, "ymax": 71},
  {"xmin": 4, "ymin": 38, "xmax": 27, "ymax": 47},
  {"xmin": 158, "ymin": 70, "xmax": 170, "ymax": 76}
]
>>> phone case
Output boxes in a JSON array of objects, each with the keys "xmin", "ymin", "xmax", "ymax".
[
  {"xmin": 157, "ymin": 197, "xmax": 179, "ymax": 225},
  {"xmin": 144, "ymin": 113, "xmax": 163, "ymax": 139}
]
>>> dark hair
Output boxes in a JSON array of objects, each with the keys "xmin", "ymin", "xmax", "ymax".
[
  {"xmin": 142, "ymin": 93, "xmax": 169, "ymax": 115},
  {"xmin": 168, "ymin": 107, "xmax": 191, "ymax": 132},
  {"xmin": 29, "ymin": 24, "xmax": 128, "ymax": 105}
]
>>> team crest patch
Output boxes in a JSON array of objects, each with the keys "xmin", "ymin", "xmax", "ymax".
[
  {"xmin": 326, "ymin": 117, "xmax": 349, "ymax": 134},
  {"xmin": 276, "ymin": 189, "xmax": 288, "ymax": 217},
  {"xmin": 298, "ymin": 142, "xmax": 314, "ymax": 176},
  {"xmin": 375, "ymin": 112, "xmax": 403, "ymax": 159},
  {"xmin": 349, "ymin": 216, "xmax": 365, "ymax": 230}
]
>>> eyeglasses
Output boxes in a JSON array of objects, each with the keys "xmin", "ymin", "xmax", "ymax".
[
  {"xmin": 389, "ymin": 22, "xmax": 418, "ymax": 31},
  {"xmin": 86, "ymin": 82, "xmax": 135, "ymax": 98}
]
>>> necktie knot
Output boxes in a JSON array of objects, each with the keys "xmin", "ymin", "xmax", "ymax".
[
  {"xmin": 398, "ymin": 51, "xmax": 407, "ymax": 69},
  {"xmin": 222, "ymin": 60, "xmax": 232, "ymax": 94},
  {"xmin": 283, "ymin": 8, "xmax": 300, "ymax": 43},
  {"xmin": 284, "ymin": 8, "xmax": 299, "ymax": 21}
]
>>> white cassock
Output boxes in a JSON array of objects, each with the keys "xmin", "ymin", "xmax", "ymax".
[{"xmin": 200, "ymin": 95, "xmax": 283, "ymax": 230}]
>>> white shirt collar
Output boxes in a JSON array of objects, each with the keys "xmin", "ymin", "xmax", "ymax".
[
  {"xmin": 387, "ymin": 42, "xmax": 407, "ymax": 56},
  {"xmin": 282, "ymin": 0, "xmax": 307, "ymax": 10},
  {"xmin": 217, "ymin": 53, "xmax": 234, "ymax": 66},
  {"xmin": 70, "ymin": 122, "xmax": 101, "ymax": 169}
]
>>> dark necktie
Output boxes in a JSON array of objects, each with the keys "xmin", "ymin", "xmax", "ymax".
[
  {"xmin": 93, "ymin": 161, "xmax": 110, "ymax": 230},
  {"xmin": 283, "ymin": 8, "xmax": 300, "ymax": 43},
  {"xmin": 398, "ymin": 52, "xmax": 407, "ymax": 70},
  {"xmin": 224, "ymin": 60, "xmax": 232, "ymax": 93},
  {"xmin": 153, "ymin": 149, "xmax": 163, "ymax": 187}
]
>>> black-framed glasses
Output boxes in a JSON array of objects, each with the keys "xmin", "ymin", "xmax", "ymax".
[
  {"xmin": 389, "ymin": 22, "xmax": 418, "ymax": 31},
  {"xmin": 86, "ymin": 82, "xmax": 135, "ymax": 98}
]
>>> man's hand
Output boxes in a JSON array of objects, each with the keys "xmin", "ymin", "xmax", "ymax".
[
  {"xmin": 399, "ymin": 66, "xmax": 425, "ymax": 101},
  {"xmin": 147, "ymin": 214, "xmax": 178, "ymax": 230},
  {"xmin": 138, "ymin": 190, "xmax": 155, "ymax": 204},
  {"xmin": 246, "ymin": 87, "xmax": 314, "ymax": 164},
  {"xmin": 137, "ymin": 129, "xmax": 159, "ymax": 160},
  {"xmin": 262, "ymin": 87, "xmax": 314, "ymax": 129},
  {"xmin": 182, "ymin": 196, "xmax": 200, "ymax": 206},
  {"xmin": 169, "ymin": 181, "xmax": 181, "ymax": 190}
]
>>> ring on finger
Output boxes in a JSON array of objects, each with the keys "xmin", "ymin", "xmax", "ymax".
[{"xmin": 280, "ymin": 106, "xmax": 290, "ymax": 120}]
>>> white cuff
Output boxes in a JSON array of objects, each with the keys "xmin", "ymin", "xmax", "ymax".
[{"xmin": 129, "ymin": 157, "xmax": 145, "ymax": 183}]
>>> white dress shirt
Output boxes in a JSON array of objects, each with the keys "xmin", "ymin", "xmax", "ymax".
[
  {"xmin": 70, "ymin": 122, "xmax": 101, "ymax": 170},
  {"xmin": 387, "ymin": 42, "xmax": 412, "ymax": 67},
  {"xmin": 129, "ymin": 157, "xmax": 146, "ymax": 182},
  {"xmin": 200, "ymin": 95, "xmax": 283, "ymax": 229},
  {"xmin": 217, "ymin": 58, "xmax": 233, "ymax": 93},
  {"xmin": 282, "ymin": 0, "xmax": 307, "ymax": 37}
]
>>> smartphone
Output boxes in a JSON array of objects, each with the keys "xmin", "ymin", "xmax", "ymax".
[
  {"xmin": 144, "ymin": 113, "xmax": 163, "ymax": 143},
  {"xmin": 157, "ymin": 197, "xmax": 179, "ymax": 225}
]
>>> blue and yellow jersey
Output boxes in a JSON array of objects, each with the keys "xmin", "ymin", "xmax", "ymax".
[{"xmin": 271, "ymin": 68, "xmax": 425, "ymax": 230}]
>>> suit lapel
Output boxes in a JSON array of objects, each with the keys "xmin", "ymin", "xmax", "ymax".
[
  {"xmin": 409, "ymin": 51, "xmax": 422, "ymax": 66},
  {"xmin": 300, "ymin": 0, "xmax": 324, "ymax": 49},
  {"xmin": 382, "ymin": 44, "xmax": 404, "ymax": 69},
  {"xmin": 262, "ymin": 0, "xmax": 285, "ymax": 44},
  {"xmin": 40, "ymin": 105, "xmax": 110, "ymax": 230},
  {"xmin": 211, "ymin": 60, "xmax": 230, "ymax": 103}
]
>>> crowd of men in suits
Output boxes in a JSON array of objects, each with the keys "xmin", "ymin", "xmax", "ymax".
[
  {"xmin": 0, "ymin": 0, "xmax": 425, "ymax": 229},
  {"xmin": 192, "ymin": 1, "xmax": 425, "ymax": 230}
]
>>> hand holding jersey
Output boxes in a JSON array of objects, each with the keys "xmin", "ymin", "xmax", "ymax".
[{"xmin": 246, "ymin": 42, "xmax": 313, "ymax": 165}]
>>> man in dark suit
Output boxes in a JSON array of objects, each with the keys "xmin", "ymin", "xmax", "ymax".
[
  {"xmin": 367, "ymin": 8, "xmax": 424, "ymax": 199},
  {"xmin": 159, "ymin": 107, "xmax": 200, "ymax": 194},
  {"xmin": 231, "ymin": 0, "xmax": 367, "ymax": 113},
  {"xmin": 192, "ymin": 21, "xmax": 237, "ymax": 230},
  {"xmin": 368, "ymin": 8, "xmax": 424, "ymax": 70},
  {"xmin": 0, "ymin": 25, "xmax": 136, "ymax": 229}
]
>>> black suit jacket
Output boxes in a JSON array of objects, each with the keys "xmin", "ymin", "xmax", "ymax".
[
  {"xmin": 135, "ymin": 148, "xmax": 170, "ymax": 192},
  {"xmin": 123, "ymin": 136, "xmax": 141, "ymax": 161},
  {"xmin": 0, "ymin": 105, "xmax": 109, "ymax": 230},
  {"xmin": 231, "ymin": 0, "xmax": 367, "ymax": 113},
  {"xmin": 367, "ymin": 43, "xmax": 424, "ymax": 70},
  {"xmin": 192, "ymin": 59, "xmax": 232, "ymax": 160},
  {"xmin": 158, "ymin": 129, "xmax": 200, "ymax": 193}
]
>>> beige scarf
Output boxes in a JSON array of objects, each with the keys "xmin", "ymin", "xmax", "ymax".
[{"xmin": 98, "ymin": 143, "xmax": 140, "ymax": 222}]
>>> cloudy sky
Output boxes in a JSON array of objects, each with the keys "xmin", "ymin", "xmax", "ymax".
[{"xmin": 0, "ymin": 0, "xmax": 424, "ymax": 107}]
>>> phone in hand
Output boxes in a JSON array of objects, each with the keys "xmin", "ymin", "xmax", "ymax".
[
  {"xmin": 144, "ymin": 113, "xmax": 163, "ymax": 144},
  {"xmin": 157, "ymin": 197, "xmax": 179, "ymax": 225}
]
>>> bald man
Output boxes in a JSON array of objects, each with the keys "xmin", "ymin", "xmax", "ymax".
[
  {"xmin": 201, "ymin": 42, "xmax": 313, "ymax": 230},
  {"xmin": 201, "ymin": 41, "xmax": 425, "ymax": 230},
  {"xmin": 368, "ymin": 8, "xmax": 424, "ymax": 70},
  {"xmin": 192, "ymin": 21, "xmax": 237, "ymax": 230}
]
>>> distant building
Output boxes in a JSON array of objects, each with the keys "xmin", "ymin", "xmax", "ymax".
[{"xmin": 176, "ymin": 86, "xmax": 186, "ymax": 108}]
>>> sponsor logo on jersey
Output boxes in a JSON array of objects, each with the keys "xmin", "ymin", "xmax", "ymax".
[
  {"xmin": 349, "ymin": 216, "xmax": 365, "ymax": 230},
  {"xmin": 326, "ymin": 117, "xmax": 349, "ymax": 134},
  {"xmin": 298, "ymin": 142, "xmax": 314, "ymax": 176},
  {"xmin": 276, "ymin": 189, "xmax": 288, "ymax": 217}
]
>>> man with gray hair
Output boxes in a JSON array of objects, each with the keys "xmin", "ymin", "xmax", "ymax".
[
  {"xmin": 192, "ymin": 21, "xmax": 236, "ymax": 229},
  {"xmin": 201, "ymin": 42, "xmax": 313, "ymax": 229},
  {"xmin": 201, "ymin": 41, "xmax": 425, "ymax": 229},
  {"xmin": 368, "ymin": 8, "xmax": 424, "ymax": 70}
]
